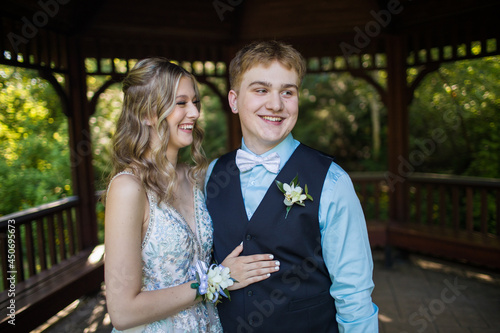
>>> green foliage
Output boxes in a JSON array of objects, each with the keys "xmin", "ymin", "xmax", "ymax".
[
  {"xmin": 0, "ymin": 66, "xmax": 71, "ymax": 216},
  {"xmin": 409, "ymin": 56, "xmax": 500, "ymax": 178},
  {"xmin": 197, "ymin": 78, "xmax": 229, "ymax": 161},
  {"xmin": 87, "ymin": 75, "xmax": 123, "ymax": 191},
  {"xmin": 294, "ymin": 71, "xmax": 387, "ymax": 172}
]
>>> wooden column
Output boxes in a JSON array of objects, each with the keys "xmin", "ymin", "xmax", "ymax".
[
  {"xmin": 66, "ymin": 36, "xmax": 98, "ymax": 250},
  {"xmin": 386, "ymin": 34, "xmax": 409, "ymax": 223}
]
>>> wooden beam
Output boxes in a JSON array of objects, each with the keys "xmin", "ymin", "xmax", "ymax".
[
  {"xmin": 39, "ymin": 69, "xmax": 70, "ymax": 116},
  {"xmin": 385, "ymin": 34, "xmax": 409, "ymax": 223},
  {"xmin": 65, "ymin": 35, "xmax": 98, "ymax": 249}
]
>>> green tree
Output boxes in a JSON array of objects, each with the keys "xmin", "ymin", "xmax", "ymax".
[
  {"xmin": 0, "ymin": 65, "xmax": 71, "ymax": 216},
  {"xmin": 294, "ymin": 71, "xmax": 387, "ymax": 172},
  {"xmin": 409, "ymin": 56, "xmax": 500, "ymax": 177}
]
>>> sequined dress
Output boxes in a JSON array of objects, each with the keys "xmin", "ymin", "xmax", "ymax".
[{"xmin": 109, "ymin": 171, "xmax": 223, "ymax": 333}]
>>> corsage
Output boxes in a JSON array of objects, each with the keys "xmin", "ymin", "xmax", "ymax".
[
  {"xmin": 275, "ymin": 174, "xmax": 313, "ymax": 219},
  {"xmin": 190, "ymin": 260, "xmax": 236, "ymax": 305}
]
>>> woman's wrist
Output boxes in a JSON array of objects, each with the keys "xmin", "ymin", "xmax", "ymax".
[{"xmin": 190, "ymin": 260, "xmax": 236, "ymax": 305}]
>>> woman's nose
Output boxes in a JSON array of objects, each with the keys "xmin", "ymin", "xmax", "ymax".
[{"xmin": 187, "ymin": 102, "xmax": 200, "ymax": 119}]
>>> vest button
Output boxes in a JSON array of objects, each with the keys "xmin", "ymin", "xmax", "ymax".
[
  {"xmin": 247, "ymin": 290, "xmax": 253, "ymax": 296},
  {"xmin": 248, "ymin": 318, "xmax": 254, "ymax": 325},
  {"xmin": 246, "ymin": 234, "xmax": 252, "ymax": 241}
]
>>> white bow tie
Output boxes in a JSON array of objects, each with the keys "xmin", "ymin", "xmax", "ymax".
[{"xmin": 235, "ymin": 149, "xmax": 280, "ymax": 173}]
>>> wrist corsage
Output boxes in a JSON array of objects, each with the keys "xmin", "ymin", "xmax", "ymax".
[
  {"xmin": 275, "ymin": 174, "xmax": 313, "ymax": 219},
  {"xmin": 190, "ymin": 260, "xmax": 236, "ymax": 305}
]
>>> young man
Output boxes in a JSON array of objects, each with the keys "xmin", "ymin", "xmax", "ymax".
[{"xmin": 205, "ymin": 40, "xmax": 378, "ymax": 332}]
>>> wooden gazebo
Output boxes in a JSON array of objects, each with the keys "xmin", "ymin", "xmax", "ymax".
[{"xmin": 1, "ymin": 0, "xmax": 500, "ymax": 331}]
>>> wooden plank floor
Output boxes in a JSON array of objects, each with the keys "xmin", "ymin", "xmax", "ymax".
[{"xmin": 30, "ymin": 250, "xmax": 500, "ymax": 333}]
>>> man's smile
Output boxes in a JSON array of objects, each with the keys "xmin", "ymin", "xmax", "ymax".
[{"xmin": 260, "ymin": 115, "xmax": 284, "ymax": 123}]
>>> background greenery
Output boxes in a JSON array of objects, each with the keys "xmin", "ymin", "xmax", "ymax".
[{"xmin": 1, "ymin": 56, "xmax": 499, "ymax": 217}]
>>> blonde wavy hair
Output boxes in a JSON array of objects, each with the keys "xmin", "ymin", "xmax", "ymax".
[{"xmin": 108, "ymin": 57, "xmax": 207, "ymax": 205}]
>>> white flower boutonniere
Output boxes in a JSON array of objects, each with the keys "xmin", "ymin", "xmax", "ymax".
[{"xmin": 275, "ymin": 174, "xmax": 313, "ymax": 219}]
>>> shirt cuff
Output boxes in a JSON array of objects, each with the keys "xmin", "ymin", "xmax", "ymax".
[{"xmin": 336, "ymin": 303, "xmax": 379, "ymax": 333}]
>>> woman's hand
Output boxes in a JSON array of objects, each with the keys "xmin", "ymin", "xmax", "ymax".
[{"xmin": 221, "ymin": 243, "xmax": 280, "ymax": 290}]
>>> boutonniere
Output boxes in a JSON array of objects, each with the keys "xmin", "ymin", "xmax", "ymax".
[{"xmin": 275, "ymin": 174, "xmax": 313, "ymax": 219}]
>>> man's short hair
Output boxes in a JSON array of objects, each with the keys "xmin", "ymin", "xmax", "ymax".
[{"xmin": 229, "ymin": 40, "xmax": 307, "ymax": 91}]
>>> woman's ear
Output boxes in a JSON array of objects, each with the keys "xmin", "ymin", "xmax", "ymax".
[{"xmin": 228, "ymin": 90, "xmax": 238, "ymax": 114}]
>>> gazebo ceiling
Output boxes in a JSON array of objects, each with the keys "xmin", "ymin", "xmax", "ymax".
[{"xmin": 2, "ymin": 0, "xmax": 500, "ymax": 63}]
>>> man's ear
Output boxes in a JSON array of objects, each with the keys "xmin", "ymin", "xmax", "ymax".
[{"xmin": 228, "ymin": 90, "xmax": 238, "ymax": 114}]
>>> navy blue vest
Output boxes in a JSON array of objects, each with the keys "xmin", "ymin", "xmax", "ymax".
[{"xmin": 206, "ymin": 144, "xmax": 339, "ymax": 333}]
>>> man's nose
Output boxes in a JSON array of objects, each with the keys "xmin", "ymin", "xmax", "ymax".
[{"xmin": 266, "ymin": 91, "xmax": 283, "ymax": 111}]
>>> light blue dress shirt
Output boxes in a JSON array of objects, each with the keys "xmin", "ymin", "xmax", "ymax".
[{"xmin": 205, "ymin": 134, "xmax": 379, "ymax": 332}]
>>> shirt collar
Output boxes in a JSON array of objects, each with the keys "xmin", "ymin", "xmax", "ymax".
[{"xmin": 241, "ymin": 134, "xmax": 298, "ymax": 170}]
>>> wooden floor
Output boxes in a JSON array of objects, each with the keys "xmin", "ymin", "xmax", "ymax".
[{"xmin": 31, "ymin": 250, "xmax": 500, "ymax": 333}]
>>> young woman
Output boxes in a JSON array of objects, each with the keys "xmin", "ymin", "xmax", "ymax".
[{"xmin": 104, "ymin": 58, "xmax": 279, "ymax": 332}]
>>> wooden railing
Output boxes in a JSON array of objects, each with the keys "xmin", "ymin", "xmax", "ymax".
[
  {"xmin": 407, "ymin": 173, "xmax": 500, "ymax": 236},
  {"xmin": 350, "ymin": 172, "xmax": 500, "ymax": 267},
  {"xmin": 351, "ymin": 172, "xmax": 500, "ymax": 233},
  {"xmin": 0, "ymin": 196, "xmax": 81, "ymax": 291},
  {"xmin": 0, "ymin": 195, "xmax": 104, "ymax": 332},
  {"xmin": 350, "ymin": 172, "xmax": 390, "ymax": 223}
]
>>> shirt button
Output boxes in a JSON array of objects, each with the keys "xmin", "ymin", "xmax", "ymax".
[
  {"xmin": 246, "ymin": 234, "xmax": 252, "ymax": 241},
  {"xmin": 250, "ymin": 180, "xmax": 256, "ymax": 186},
  {"xmin": 247, "ymin": 290, "xmax": 253, "ymax": 296}
]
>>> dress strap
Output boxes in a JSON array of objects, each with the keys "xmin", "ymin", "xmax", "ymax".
[{"xmin": 106, "ymin": 170, "xmax": 136, "ymax": 200}]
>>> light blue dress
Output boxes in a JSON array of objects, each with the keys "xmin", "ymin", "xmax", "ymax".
[{"xmin": 109, "ymin": 171, "xmax": 223, "ymax": 333}]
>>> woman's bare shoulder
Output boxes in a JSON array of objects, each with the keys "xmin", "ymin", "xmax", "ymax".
[{"xmin": 107, "ymin": 173, "xmax": 145, "ymax": 202}]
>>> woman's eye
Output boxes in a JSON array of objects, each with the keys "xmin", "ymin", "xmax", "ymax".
[
  {"xmin": 176, "ymin": 101, "xmax": 187, "ymax": 106},
  {"xmin": 193, "ymin": 100, "xmax": 200, "ymax": 105}
]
